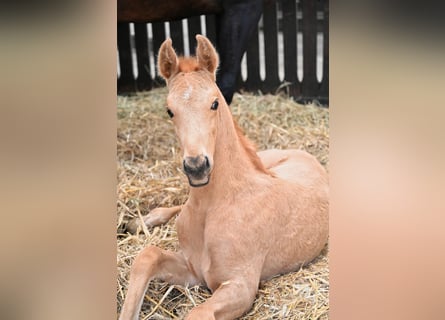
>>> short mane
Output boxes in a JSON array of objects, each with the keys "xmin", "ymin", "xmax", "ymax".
[{"xmin": 233, "ymin": 120, "xmax": 274, "ymax": 176}]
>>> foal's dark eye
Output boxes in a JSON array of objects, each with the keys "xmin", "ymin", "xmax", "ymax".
[
  {"xmin": 210, "ymin": 100, "xmax": 219, "ymax": 110},
  {"xmin": 167, "ymin": 108, "xmax": 174, "ymax": 118}
]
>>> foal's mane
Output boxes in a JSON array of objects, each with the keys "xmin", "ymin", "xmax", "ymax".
[{"xmin": 233, "ymin": 120, "xmax": 273, "ymax": 176}]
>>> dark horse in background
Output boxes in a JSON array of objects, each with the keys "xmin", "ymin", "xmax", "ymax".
[{"xmin": 118, "ymin": 0, "xmax": 264, "ymax": 104}]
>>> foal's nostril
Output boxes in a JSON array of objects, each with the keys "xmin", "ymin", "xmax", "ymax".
[{"xmin": 183, "ymin": 156, "xmax": 210, "ymax": 176}]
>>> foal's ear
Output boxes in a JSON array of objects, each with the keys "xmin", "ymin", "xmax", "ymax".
[
  {"xmin": 158, "ymin": 38, "xmax": 178, "ymax": 80},
  {"xmin": 196, "ymin": 35, "xmax": 219, "ymax": 80}
]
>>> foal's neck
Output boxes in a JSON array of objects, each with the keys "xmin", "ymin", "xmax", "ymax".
[{"xmin": 216, "ymin": 101, "xmax": 268, "ymax": 172}]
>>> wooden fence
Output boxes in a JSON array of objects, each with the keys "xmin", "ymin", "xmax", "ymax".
[{"xmin": 117, "ymin": 0, "xmax": 329, "ymax": 105}]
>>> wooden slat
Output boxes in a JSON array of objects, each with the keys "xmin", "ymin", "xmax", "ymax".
[
  {"xmin": 245, "ymin": 25, "xmax": 261, "ymax": 91},
  {"xmin": 205, "ymin": 15, "xmax": 218, "ymax": 48},
  {"xmin": 262, "ymin": 1, "xmax": 280, "ymax": 93},
  {"xmin": 116, "ymin": 3, "xmax": 328, "ymax": 105},
  {"xmin": 302, "ymin": 0, "xmax": 318, "ymax": 101},
  {"xmin": 117, "ymin": 22, "xmax": 134, "ymax": 92},
  {"xmin": 169, "ymin": 20, "xmax": 184, "ymax": 56},
  {"xmin": 134, "ymin": 22, "xmax": 152, "ymax": 91},
  {"xmin": 187, "ymin": 16, "xmax": 201, "ymax": 55},
  {"xmin": 319, "ymin": 0, "xmax": 329, "ymax": 105},
  {"xmin": 281, "ymin": 0, "xmax": 300, "ymax": 98},
  {"xmin": 316, "ymin": 0, "xmax": 324, "ymax": 33},
  {"xmin": 151, "ymin": 21, "xmax": 166, "ymax": 84}
]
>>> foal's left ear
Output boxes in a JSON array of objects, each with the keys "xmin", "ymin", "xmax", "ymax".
[{"xmin": 196, "ymin": 35, "xmax": 219, "ymax": 80}]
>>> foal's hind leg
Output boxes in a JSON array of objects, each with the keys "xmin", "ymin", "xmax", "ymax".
[
  {"xmin": 126, "ymin": 205, "xmax": 182, "ymax": 233},
  {"xmin": 185, "ymin": 278, "xmax": 259, "ymax": 320},
  {"xmin": 257, "ymin": 149, "xmax": 290, "ymax": 169},
  {"xmin": 119, "ymin": 245, "xmax": 199, "ymax": 320}
]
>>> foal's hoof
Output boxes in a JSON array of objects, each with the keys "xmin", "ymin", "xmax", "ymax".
[{"xmin": 125, "ymin": 217, "xmax": 143, "ymax": 234}]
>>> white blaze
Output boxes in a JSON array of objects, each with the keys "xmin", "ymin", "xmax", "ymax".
[{"xmin": 183, "ymin": 85, "xmax": 193, "ymax": 101}]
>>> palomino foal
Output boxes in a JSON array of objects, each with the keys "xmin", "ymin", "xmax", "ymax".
[{"xmin": 119, "ymin": 35, "xmax": 329, "ymax": 320}]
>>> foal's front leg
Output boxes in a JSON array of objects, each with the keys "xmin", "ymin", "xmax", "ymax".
[
  {"xmin": 185, "ymin": 278, "xmax": 259, "ymax": 320},
  {"xmin": 143, "ymin": 205, "xmax": 182, "ymax": 227},
  {"xmin": 126, "ymin": 205, "xmax": 182, "ymax": 233},
  {"xmin": 119, "ymin": 245, "xmax": 199, "ymax": 320}
]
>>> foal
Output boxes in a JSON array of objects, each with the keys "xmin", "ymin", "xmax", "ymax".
[{"xmin": 119, "ymin": 35, "xmax": 329, "ymax": 320}]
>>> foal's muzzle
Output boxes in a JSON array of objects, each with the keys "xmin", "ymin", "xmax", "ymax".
[{"xmin": 183, "ymin": 155, "xmax": 211, "ymax": 187}]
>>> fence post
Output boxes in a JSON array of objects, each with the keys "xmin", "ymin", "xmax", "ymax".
[
  {"xmin": 245, "ymin": 25, "xmax": 261, "ymax": 91},
  {"xmin": 169, "ymin": 20, "xmax": 185, "ymax": 56},
  {"xmin": 134, "ymin": 23, "xmax": 152, "ymax": 91},
  {"xmin": 282, "ymin": 0, "xmax": 300, "ymax": 99},
  {"xmin": 188, "ymin": 16, "xmax": 202, "ymax": 55},
  {"xmin": 263, "ymin": 0, "xmax": 280, "ymax": 93},
  {"xmin": 301, "ymin": 0, "xmax": 318, "ymax": 102},
  {"xmin": 319, "ymin": 0, "xmax": 329, "ymax": 104},
  {"xmin": 205, "ymin": 15, "xmax": 218, "ymax": 47},
  {"xmin": 151, "ymin": 22, "xmax": 166, "ymax": 85},
  {"xmin": 117, "ymin": 22, "xmax": 134, "ymax": 92}
]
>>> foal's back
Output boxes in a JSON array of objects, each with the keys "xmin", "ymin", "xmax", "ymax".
[{"xmin": 255, "ymin": 148, "xmax": 329, "ymax": 279}]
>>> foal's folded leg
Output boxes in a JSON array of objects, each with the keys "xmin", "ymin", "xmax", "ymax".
[
  {"xmin": 126, "ymin": 205, "xmax": 182, "ymax": 233},
  {"xmin": 185, "ymin": 277, "xmax": 259, "ymax": 320},
  {"xmin": 119, "ymin": 245, "xmax": 199, "ymax": 320},
  {"xmin": 143, "ymin": 205, "xmax": 182, "ymax": 227}
]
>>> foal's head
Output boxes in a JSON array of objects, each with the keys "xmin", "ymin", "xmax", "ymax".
[{"xmin": 158, "ymin": 35, "xmax": 222, "ymax": 187}]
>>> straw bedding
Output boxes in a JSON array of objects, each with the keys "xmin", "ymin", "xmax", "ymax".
[{"xmin": 117, "ymin": 88, "xmax": 329, "ymax": 320}]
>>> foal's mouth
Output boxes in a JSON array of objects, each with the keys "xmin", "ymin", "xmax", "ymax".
[{"xmin": 186, "ymin": 174, "xmax": 210, "ymax": 187}]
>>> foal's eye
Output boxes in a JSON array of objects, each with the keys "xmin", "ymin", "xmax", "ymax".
[
  {"xmin": 166, "ymin": 108, "xmax": 174, "ymax": 118},
  {"xmin": 210, "ymin": 100, "xmax": 219, "ymax": 110}
]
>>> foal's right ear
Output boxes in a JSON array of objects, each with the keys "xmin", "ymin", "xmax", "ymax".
[{"xmin": 158, "ymin": 38, "xmax": 178, "ymax": 81}]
